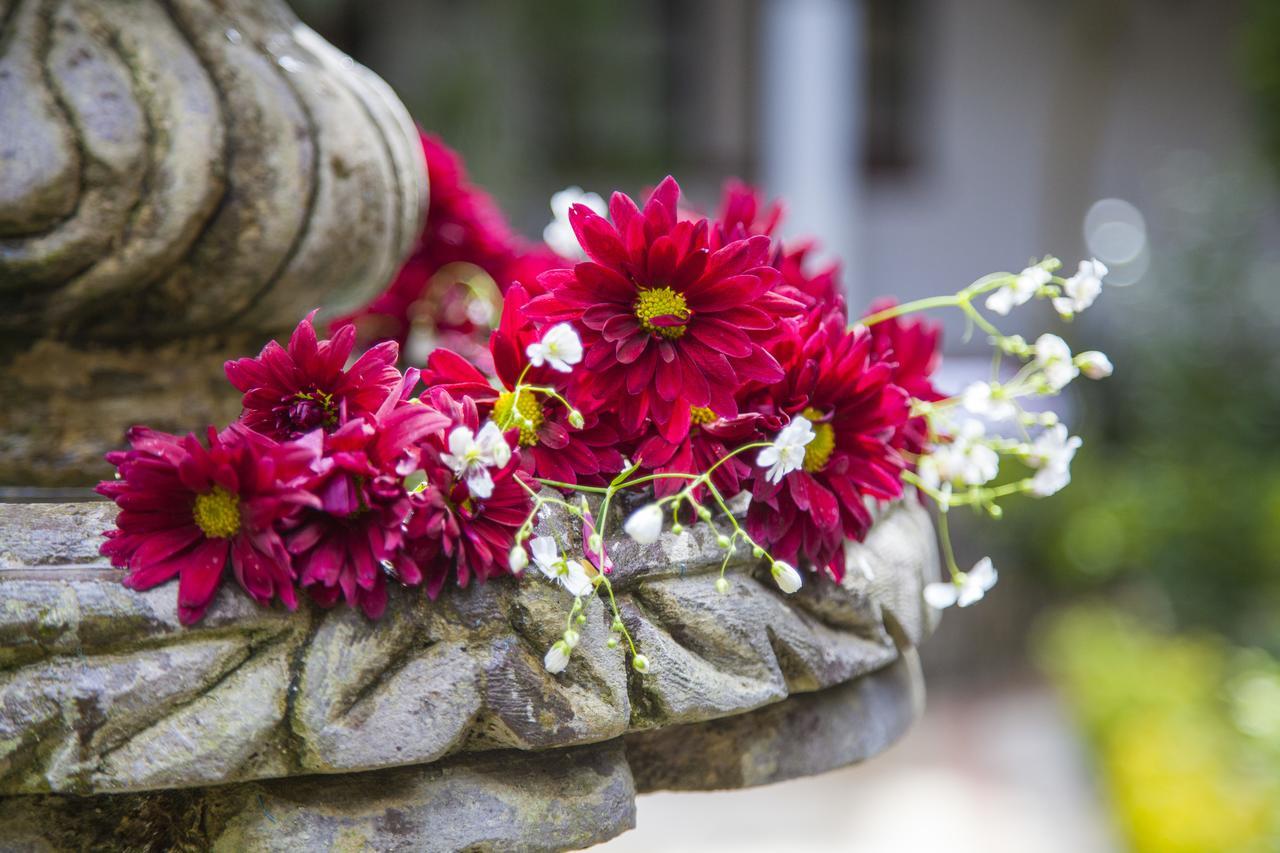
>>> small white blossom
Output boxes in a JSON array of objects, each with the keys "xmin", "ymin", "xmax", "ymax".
[
  {"xmin": 531, "ymin": 536, "xmax": 593, "ymax": 596},
  {"xmin": 632, "ymin": 654, "xmax": 652, "ymax": 674},
  {"xmin": 563, "ymin": 629, "xmax": 581, "ymax": 650},
  {"xmin": 771, "ymin": 560, "xmax": 804, "ymax": 594},
  {"xmin": 1076, "ymin": 350, "xmax": 1114, "ymax": 380},
  {"xmin": 919, "ymin": 419, "xmax": 1000, "ymax": 489},
  {"xmin": 1053, "ymin": 258, "xmax": 1107, "ymax": 317},
  {"xmin": 466, "ymin": 299, "xmax": 495, "ymax": 327},
  {"xmin": 923, "ymin": 557, "xmax": 998, "ymax": 609},
  {"xmin": 544, "ymin": 641, "xmax": 571, "ymax": 674},
  {"xmin": 508, "ymin": 545, "xmax": 529, "ymax": 574},
  {"xmin": 543, "ymin": 186, "xmax": 607, "ymax": 259},
  {"xmin": 624, "ymin": 504, "xmax": 664, "ymax": 545},
  {"xmin": 757, "ymin": 417, "xmax": 815, "ymax": 484},
  {"xmin": 985, "ymin": 266, "xmax": 1051, "ymax": 316},
  {"xmin": 441, "ymin": 421, "xmax": 510, "ymax": 499},
  {"xmin": 526, "ymin": 322, "xmax": 583, "ymax": 373},
  {"xmin": 961, "ymin": 381, "xmax": 1018, "ymax": 422},
  {"xmin": 1034, "ymin": 334, "xmax": 1079, "ymax": 392},
  {"xmin": 1025, "ymin": 424, "xmax": 1082, "ymax": 497}
]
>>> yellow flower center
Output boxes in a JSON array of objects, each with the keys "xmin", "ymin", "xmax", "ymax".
[
  {"xmin": 689, "ymin": 406, "xmax": 717, "ymax": 425},
  {"xmin": 192, "ymin": 486, "xmax": 241, "ymax": 539},
  {"xmin": 801, "ymin": 407, "xmax": 836, "ymax": 473},
  {"xmin": 494, "ymin": 390, "xmax": 544, "ymax": 447},
  {"xmin": 634, "ymin": 286, "xmax": 691, "ymax": 339}
]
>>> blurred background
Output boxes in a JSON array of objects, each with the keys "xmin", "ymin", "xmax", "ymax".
[{"xmin": 296, "ymin": 1, "xmax": 1280, "ymax": 849}]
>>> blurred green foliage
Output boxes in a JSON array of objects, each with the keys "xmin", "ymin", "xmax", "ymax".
[
  {"xmin": 1039, "ymin": 607, "xmax": 1280, "ymax": 853},
  {"xmin": 1000, "ymin": 166, "xmax": 1280, "ymax": 653}
]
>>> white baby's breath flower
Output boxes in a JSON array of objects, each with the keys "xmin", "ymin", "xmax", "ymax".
[
  {"xmin": 1025, "ymin": 423, "xmax": 1082, "ymax": 497},
  {"xmin": 531, "ymin": 536, "xmax": 593, "ymax": 596},
  {"xmin": 1076, "ymin": 350, "xmax": 1114, "ymax": 380},
  {"xmin": 923, "ymin": 557, "xmax": 998, "ymax": 610},
  {"xmin": 771, "ymin": 560, "xmax": 804, "ymax": 594},
  {"xmin": 961, "ymin": 381, "xmax": 1018, "ymax": 422},
  {"xmin": 526, "ymin": 322, "xmax": 583, "ymax": 373},
  {"xmin": 543, "ymin": 186, "xmax": 607, "ymax": 259},
  {"xmin": 1034, "ymin": 334, "xmax": 1079, "ymax": 392},
  {"xmin": 441, "ymin": 421, "xmax": 510, "ymax": 499},
  {"xmin": 921, "ymin": 419, "xmax": 1000, "ymax": 489},
  {"xmin": 985, "ymin": 265, "xmax": 1051, "ymax": 316},
  {"xmin": 624, "ymin": 504, "xmax": 664, "ymax": 545},
  {"xmin": 544, "ymin": 641, "xmax": 571, "ymax": 674},
  {"xmin": 1053, "ymin": 258, "xmax": 1107, "ymax": 317},
  {"xmin": 757, "ymin": 417, "xmax": 815, "ymax": 484}
]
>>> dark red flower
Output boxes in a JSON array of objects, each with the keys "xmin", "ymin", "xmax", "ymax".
[
  {"xmin": 97, "ymin": 426, "xmax": 319, "ymax": 624},
  {"xmin": 712, "ymin": 180, "xmax": 843, "ymax": 314},
  {"xmin": 525, "ymin": 177, "xmax": 800, "ymax": 443},
  {"xmin": 424, "ymin": 284, "xmax": 625, "ymax": 485},
  {"xmin": 864, "ymin": 299, "xmax": 944, "ymax": 455},
  {"xmin": 403, "ymin": 388, "xmax": 534, "ymax": 596},
  {"xmin": 284, "ymin": 381, "xmax": 450, "ymax": 619},
  {"xmin": 635, "ymin": 409, "xmax": 779, "ymax": 501},
  {"xmin": 744, "ymin": 308, "xmax": 911, "ymax": 580},
  {"xmin": 225, "ymin": 312, "xmax": 401, "ymax": 441},
  {"xmin": 337, "ymin": 133, "xmax": 570, "ymax": 349}
]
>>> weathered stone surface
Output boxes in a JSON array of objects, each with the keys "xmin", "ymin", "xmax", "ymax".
[
  {"xmin": 0, "ymin": 0, "xmax": 427, "ymax": 485},
  {"xmin": 0, "ymin": 660, "xmax": 927, "ymax": 852},
  {"xmin": 0, "ymin": 497, "xmax": 940, "ymax": 798},
  {"xmin": 0, "ymin": 741, "xmax": 637, "ymax": 853},
  {"xmin": 626, "ymin": 650, "xmax": 924, "ymax": 791}
]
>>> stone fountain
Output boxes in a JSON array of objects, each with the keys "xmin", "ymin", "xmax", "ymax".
[{"xmin": 0, "ymin": 2, "xmax": 938, "ymax": 850}]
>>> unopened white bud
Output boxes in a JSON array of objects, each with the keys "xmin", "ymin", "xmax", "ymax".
[
  {"xmin": 508, "ymin": 546, "xmax": 529, "ymax": 574},
  {"xmin": 716, "ymin": 534, "xmax": 732, "ymax": 549},
  {"xmin": 567, "ymin": 409, "xmax": 585, "ymax": 429},
  {"xmin": 632, "ymin": 654, "xmax": 651, "ymax": 674},
  {"xmin": 771, "ymin": 561, "xmax": 803, "ymax": 594},
  {"xmin": 544, "ymin": 641, "xmax": 571, "ymax": 674},
  {"xmin": 563, "ymin": 629, "xmax": 581, "ymax": 649},
  {"xmin": 1076, "ymin": 351, "xmax": 1114, "ymax": 380},
  {"xmin": 715, "ymin": 577, "xmax": 730, "ymax": 594},
  {"xmin": 623, "ymin": 504, "xmax": 663, "ymax": 545}
]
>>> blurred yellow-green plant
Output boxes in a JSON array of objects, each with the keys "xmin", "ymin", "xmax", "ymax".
[{"xmin": 1039, "ymin": 607, "xmax": 1280, "ymax": 853}]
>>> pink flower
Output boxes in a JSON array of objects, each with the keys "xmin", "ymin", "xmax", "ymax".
[
  {"xmin": 284, "ymin": 380, "xmax": 450, "ymax": 618},
  {"xmin": 225, "ymin": 312, "xmax": 401, "ymax": 441},
  {"xmin": 97, "ymin": 426, "xmax": 319, "ymax": 624}
]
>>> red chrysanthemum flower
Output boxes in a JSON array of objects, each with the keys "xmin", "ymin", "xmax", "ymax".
[
  {"xmin": 403, "ymin": 388, "xmax": 534, "ymax": 596},
  {"xmin": 284, "ymin": 381, "xmax": 450, "ymax": 619},
  {"xmin": 97, "ymin": 426, "xmax": 319, "ymax": 624},
  {"xmin": 524, "ymin": 177, "xmax": 800, "ymax": 444},
  {"xmin": 635, "ymin": 410, "xmax": 779, "ymax": 501},
  {"xmin": 713, "ymin": 180, "xmax": 843, "ymax": 313},
  {"xmin": 744, "ymin": 308, "xmax": 911, "ymax": 580},
  {"xmin": 424, "ymin": 284, "xmax": 625, "ymax": 485},
  {"xmin": 337, "ymin": 132, "xmax": 570, "ymax": 349},
  {"xmin": 225, "ymin": 312, "xmax": 401, "ymax": 441},
  {"xmin": 864, "ymin": 299, "xmax": 944, "ymax": 455}
]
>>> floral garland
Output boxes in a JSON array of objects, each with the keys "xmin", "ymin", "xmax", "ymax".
[{"xmin": 98, "ymin": 136, "xmax": 1113, "ymax": 675}]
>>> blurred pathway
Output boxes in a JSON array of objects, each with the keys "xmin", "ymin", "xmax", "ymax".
[{"xmin": 595, "ymin": 685, "xmax": 1118, "ymax": 853}]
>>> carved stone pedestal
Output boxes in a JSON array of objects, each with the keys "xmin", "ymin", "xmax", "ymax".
[
  {"xmin": 0, "ymin": 499, "xmax": 939, "ymax": 851},
  {"xmin": 0, "ymin": 0, "xmax": 427, "ymax": 485}
]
